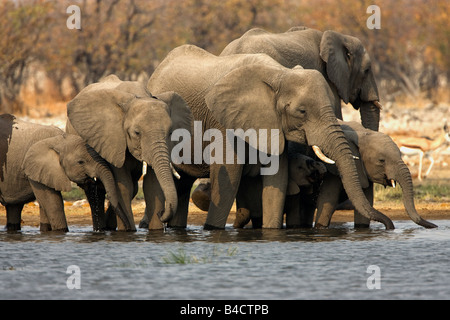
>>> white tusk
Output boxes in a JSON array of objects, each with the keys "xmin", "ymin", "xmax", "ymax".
[
  {"xmin": 373, "ymin": 101, "xmax": 383, "ymax": 110},
  {"xmin": 94, "ymin": 177, "xmax": 97, "ymax": 182},
  {"xmin": 143, "ymin": 161, "xmax": 147, "ymax": 176},
  {"xmin": 312, "ymin": 145, "xmax": 335, "ymax": 164},
  {"xmin": 391, "ymin": 179, "xmax": 396, "ymax": 188},
  {"xmin": 170, "ymin": 163, "xmax": 181, "ymax": 180},
  {"xmin": 353, "ymin": 155, "xmax": 360, "ymax": 160}
]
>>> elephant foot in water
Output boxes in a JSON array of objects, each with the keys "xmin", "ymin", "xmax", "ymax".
[{"xmin": 233, "ymin": 208, "xmax": 251, "ymax": 228}]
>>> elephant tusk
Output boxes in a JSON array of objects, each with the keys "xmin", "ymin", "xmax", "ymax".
[
  {"xmin": 373, "ymin": 101, "xmax": 383, "ymax": 110},
  {"xmin": 353, "ymin": 155, "xmax": 360, "ymax": 160},
  {"xmin": 170, "ymin": 163, "xmax": 181, "ymax": 180},
  {"xmin": 391, "ymin": 179, "xmax": 396, "ymax": 188},
  {"xmin": 143, "ymin": 161, "xmax": 147, "ymax": 176},
  {"xmin": 143, "ymin": 161, "xmax": 180, "ymax": 179},
  {"xmin": 93, "ymin": 177, "xmax": 97, "ymax": 182},
  {"xmin": 312, "ymin": 145, "xmax": 335, "ymax": 164}
]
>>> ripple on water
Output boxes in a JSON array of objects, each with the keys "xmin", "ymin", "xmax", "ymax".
[{"xmin": 1, "ymin": 220, "xmax": 449, "ymax": 299}]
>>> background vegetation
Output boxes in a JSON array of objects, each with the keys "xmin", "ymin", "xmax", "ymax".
[{"xmin": 1, "ymin": 0, "xmax": 449, "ymax": 116}]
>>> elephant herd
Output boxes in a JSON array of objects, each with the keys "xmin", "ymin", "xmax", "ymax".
[{"xmin": 0, "ymin": 26, "xmax": 437, "ymax": 232}]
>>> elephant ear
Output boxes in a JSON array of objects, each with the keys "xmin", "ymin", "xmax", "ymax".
[
  {"xmin": 67, "ymin": 88, "xmax": 136, "ymax": 168},
  {"xmin": 22, "ymin": 136, "xmax": 72, "ymax": 192},
  {"xmin": 205, "ymin": 64, "xmax": 285, "ymax": 155},
  {"xmin": 320, "ymin": 30, "xmax": 351, "ymax": 104},
  {"xmin": 155, "ymin": 91, "xmax": 193, "ymax": 136}
]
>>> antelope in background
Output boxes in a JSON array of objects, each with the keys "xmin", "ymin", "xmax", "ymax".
[{"xmin": 391, "ymin": 121, "xmax": 450, "ymax": 181}]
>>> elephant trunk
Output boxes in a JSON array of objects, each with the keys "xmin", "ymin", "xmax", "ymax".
[
  {"xmin": 92, "ymin": 152, "xmax": 135, "ymax": 231},
  {"xmin": 309, "ymin": 111, "xmax": 394, "ymax": 229},
  {"xmin": 359, "ymin": 101, "xmax": 381, "ymax": 131},
  {"xmin": 144, "ymin": 138, "xmax": 178, "ymax": 223},
  {"xmin": 394, "ymin": 161, "xmax": 438, "ymax": 228}
]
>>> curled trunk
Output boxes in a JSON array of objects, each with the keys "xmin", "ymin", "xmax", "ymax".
[
  {"xmin": 145, "ymin": 139, "xmax": 178, "ymax": 223},
  {"xmin": 395, "ymin": 161, "xmax": 438, "ymax": 228},
  {"xmin": 359, "ymin": 101, "xmax": 381, "ymax": 131},
  {"xmin": 310, "ymin": 111, "xmax": 394, "ymax": 229},
  {"xmin": 88, "ymin": 146, "xmax": 136, "ymax": 231},
  {"xmin": 337, "ymin": 151, "xmax": 393, "ymax": 228}
]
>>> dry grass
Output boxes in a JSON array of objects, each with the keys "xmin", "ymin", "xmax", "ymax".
[{"xmin": 392, "ymin": 87, "xmax": 450, "ymax": 109}]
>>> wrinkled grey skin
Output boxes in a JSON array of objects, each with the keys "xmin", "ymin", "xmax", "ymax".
[
  {"xmin": 191, "ymin": 148, "xmax": 326, "ymax": 228},
  {"xmin": 144, "ymin": 44, "xmax": 394, "ymax": 230},
  {"xmin": 66, "ymin": 75, "xmax": 192, "ymax": 231},
  {"xmin": 236, "ymin": 147, "xmax": 327, "ymax": 228},
  {"xmin": 311, "ymin": 121, "xmax": 438, "ymax": 229},
  {"xmin": 221, "ymin": 27, "xmax": 381, "ymax": 131},
  {"xmin": 0, "ymin": 115, "xmax": 121, "ymax": 232},
  {"xmin": 283, "ymin": 143, "xmax": 327, "ymax": 228}
]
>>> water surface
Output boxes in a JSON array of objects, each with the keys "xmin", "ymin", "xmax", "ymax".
[{"xmin": 1, "ymin": 220, "xmax": 449, "ymax": 299}]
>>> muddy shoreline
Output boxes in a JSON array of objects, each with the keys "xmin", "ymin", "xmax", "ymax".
[{"xmin": 1, "ymin": 200, "xmax": 449, "ymax": 229}]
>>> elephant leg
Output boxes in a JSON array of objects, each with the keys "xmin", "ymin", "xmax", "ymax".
[
  {"xmin": 29, "ymin": 180, "xmax": 68, "ymax": 232},
  {"xmin": 235, "ymin": 176, "xmax": 262, "ymax": 228},
  {"xmin": 261, "ymin": 153, "xmax": 288, "ymax": 228},
  {"xmin": 314, "ymin": 175, "xmax": 342, "ymax": 228},
  {"xmin": 168, "ymin": 175, "xmax": 197, "ymax": 228},
  {"xmin": 39, "ymin": 206, "xmax": 52, "ymax": 231},
  {"xmin": 285, "ymin": 191, "xmax": 317, "ymax": 228},
  {"xmin": 233, "ymin": 208, "xmax": 251, "ymax": 228},
  {"xmin": 142, "ymin": 168, "xmax": 164, "ymax": 230},
  {"xmin": 5, "ymin": 203, "xmax": 24, "ymax": 231},
  {"xmin": 285, "ymin": 194, "xmax": 301, "ymax": 228},
  {"xmin": 144, "ymin": 170, "xmax": 195, "ymax": 229},
  {"xmin": 354, "ymin": 182, "xmax": 373, "ymax": 228},
  {"xmin": 105, "ymin": 205, "xmax": 118, "ymax": 230},
  {"xmin": 80, "ymin": 181, "xmax": 107, "ymax": 231},
  {"xmin": 103, "ymin": 162, "xmax": 140, "ymax": 231},
  {"xmin": 110, "ymin": 165, "xmax": 137, "ymax": 231},
  {"xmin": 299, "ymin": 189, "xmax": 318, "ymax": 228},
  {"xmin": 204, "ymin": 163, "xmax": 243, "ymax": 229}
]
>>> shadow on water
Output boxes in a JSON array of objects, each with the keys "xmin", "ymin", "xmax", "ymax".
[{"xmin": 0, "ymin": 220, "xmax": 437, "ymax": 244}]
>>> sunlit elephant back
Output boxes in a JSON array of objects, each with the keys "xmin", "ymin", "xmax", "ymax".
[{"xmin": 220, "ymin": 27, "xmax": 382, "ymax": 131}]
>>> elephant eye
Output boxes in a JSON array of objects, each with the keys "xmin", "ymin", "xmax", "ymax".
[
  {"xmin": 78, "ymin": 160, "xmax": 85, "ymax": 165},
  {"xmin": 379, "ymin": 159, "xmax": 385, "ymax": 164},
  {"xmin": 346, "ymin": 51, "xmax": 352, "ymax": 60}
]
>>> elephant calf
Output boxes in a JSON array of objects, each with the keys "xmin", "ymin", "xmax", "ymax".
[
  {"xmin": 0, "ymin": 114, "xmax": 123, "ymax": 231},
  {"xmin": 308, "ymin": 121, "xmax": 438, "ymax": 229},
  {"xmin": 190, "ymin": 150, "xmax": 326, "ymax": 228},
  {"xmin": 235, "ymin": 144, "xmax": 327, "ymax": 228}
]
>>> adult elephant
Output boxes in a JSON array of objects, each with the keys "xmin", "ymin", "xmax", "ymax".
[
  {"xmin": 66, "ymin": 75, "xmax": 192, "ymax": 231},
  {"xmin": 143, "ymin": 45, "xmax": 394, "ymax": 230},
  {"xmin": 0, "ymin": 114, "xmax": 123, "ymax": 231},
  {"xmin": 220, "ymin": 27, "xmax": 382, "ymax": 131},
  {"xmin": 310, "ymin": 121, "xmax": 438, "ymax": 229}
]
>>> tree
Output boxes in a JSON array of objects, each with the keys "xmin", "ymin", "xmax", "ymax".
[{"xmin": 0, "ymin": 1, "xmax": 52, "ymax": 113}]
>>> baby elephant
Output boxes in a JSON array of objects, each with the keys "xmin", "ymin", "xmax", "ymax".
[
  {"xmin": 190, "ymin": 150, "xmax": 326, "ymax": 228},
  {"xmin": 311, "ymin": 121, "xmax": 437, "ymax": 229},
  {"xmin": 283, "ymin": 150, "xmax": 327, "ymax": 228},
  {"xmin": 236, "ymin": 149, "xmax": 326, "ymax": 228},
  {"xmin": 0, "ymin": 114, "xmax": 123, "ymax": 231}
]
